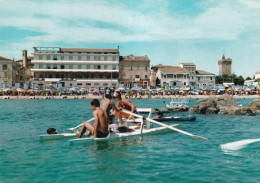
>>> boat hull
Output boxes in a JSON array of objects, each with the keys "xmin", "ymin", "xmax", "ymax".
[
  {"xmin": 155, "ymin": 115, "xmax": 196, "ymax": 122},
  {"xmin": 40, "ymin": 133, "xmax": 76, "ymax": 141},
  {"xmin": 69, "ymin": 124, "xmax": 179, "ymax": 145}
]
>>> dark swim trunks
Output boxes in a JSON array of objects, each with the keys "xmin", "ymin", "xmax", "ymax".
[{"xmin": 96, "ymin": 130, "xmax": 109, "ymax": 138}]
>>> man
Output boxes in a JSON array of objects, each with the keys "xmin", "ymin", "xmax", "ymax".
[
  {"xmin": 75, "ymin": 99, "xmax": 109, "ymax": 138},
  {"xmin": 100, "ymin": 89, "xmax": 124, "ymax": 125}
]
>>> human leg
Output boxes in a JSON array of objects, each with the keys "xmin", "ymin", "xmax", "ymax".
[{"xmin": 75, "ymin": 121, "xmax": 94, "ymax": 137}]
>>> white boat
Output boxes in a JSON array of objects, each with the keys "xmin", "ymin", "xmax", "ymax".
[
  {"xmin": 166, "ymin": 98, "xmax": 189, "ymax": 110},
  {"xmin": 40, "ymin": 133, "xmax": 77, "ymax": 141},
  {"xmin": 69, "ymin": 124, "xmax": 179, "ymax": 145}
]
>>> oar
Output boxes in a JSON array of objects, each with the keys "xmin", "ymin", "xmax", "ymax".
[
  {"xmin": 123, "ymin": 110, "xmax": 207, "ymax": 140},
  {"xmin": 68, "ymin": 117, "xmax": 95, "ymax": 130}
]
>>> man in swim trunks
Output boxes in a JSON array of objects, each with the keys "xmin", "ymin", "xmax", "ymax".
[
  {"xmin": 75, "ymin": 99, "xmax": 109, "ymax": 138},
  {"xmin": 100, "ymin": 89, "xmax": 124, "ymax": 125}
]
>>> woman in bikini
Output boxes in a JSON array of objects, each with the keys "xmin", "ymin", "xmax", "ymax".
[{"xmin": 113, "ymin": 91, "xmax": 137, "ymax": 122}]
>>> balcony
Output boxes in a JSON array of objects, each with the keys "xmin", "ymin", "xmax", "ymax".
[
  {"xmin": 135, "ymin": 78, "xmax": 140, "ymax": 81},
  {"xmin": 2, "ymin": 78, "xmax": 8, "ymax": 81}
]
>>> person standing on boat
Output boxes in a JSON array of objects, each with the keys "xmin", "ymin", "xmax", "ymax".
[
  {"xmin": 113, "ymin": 91, "xmax": 137, "ymax": 120},
  {"xmin": 75, "ymin": 99, "xmax": 109, "ymax": 138},
  {"xmin": 100, "ymin": 89, "xmax": 124, "ymax": 125}
]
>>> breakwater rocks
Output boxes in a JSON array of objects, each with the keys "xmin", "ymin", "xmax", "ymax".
[{"xmin": 188, "ymin": 95, "xmax": 260, "ymax": 115}]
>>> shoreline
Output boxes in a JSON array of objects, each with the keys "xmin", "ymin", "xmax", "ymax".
[{"xmin": 0, "ymin": 94, "xmax": 259, "ymax": 100}]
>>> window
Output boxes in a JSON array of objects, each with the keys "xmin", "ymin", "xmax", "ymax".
[
  {"xmin": 39, "ymin": 64, "xmax": 43, "ymax": 69},
  {"xmin": 130, "ymin": 65, "xmax": 132, "ymax": 70},
  {"xmin": 47, "ymin": 64, "xmax": 50, "ymax": 69},
  {"xmin": 135, "ymin": 75, "xmax": 140, "ymax": 78},
  {"xmin": 104, "ymin": 65, "xmax": 107, "ymax": 69},
  {"xmin": 40, "ymin": 74, "xmax": 43, "ymax": 78},
  {"xmin": 77, "ymin": 83, "xmax": 82, "ymax": 86},
  {"xmin": 94, "ymin": 56, "xmax": 98, "ymax": 61},
  {"xmin": 137, "ymin": 66, "xmax": 139, "ymax": 70},
  {"xmin": 61, "ymin": 65, "xmax": 65, "ymax": 69},
  {"xmin": 56, "ymin": 74, "xmax": 59, "ymax": 78},
  {"xmin": 97, "ymin": 56, "xmax": 101, "ymax": 60},
  {"xmin": 112, "ymin": 65, "xmax": 116, "ymax": 70},
  {"xmin": 3, "ymin": 64, "xmax": 7, "ymax": 70},
  {"xmin": 69, "ymin": 65, "xmax": 73, "ymax": 69},
  {"xmin": 61, "ymin": 56, "xmax": 64, "ymax": 60},
  {"xmin": 210, "ymin": 77, "xmax": 213, "ymax": 81},
  {"xmin": 78, "ymin": 56, "xmax": 82, "ymax": 61},
  {"xmin": 192, "ymin": 76, "xmax": 194, "ymax": 80},
  {"xmin": 121, "ymin": 65, "xmax": 124, "ymax": 70},
  {"xmin": 104, "ymin": 56, "xmax": 108, "ymax": 61},
  {"xmin": 53, "ymin": 65, "xmax": 57, "ymax": 69},
  {"xmin": 184, "ymin": 82, "xmax": 186, "ymax": 86},
  {"xmin": 94, "ymin": 65, "xmax": 97, "ymax": 69},
  {"xmin": 145, "ymin": 66, "xmax": 147, "ymax": 71},
  {"xmin": 86, "ymin": 83, "xmax": 91, "ymax": 86},
  {"xmin": 112, "ymin": 56, "xmax": 116, "ymax": 61},
  {"xmin": 97, "ymin": 65, "xmax": 101, "ymax": 69},
  {"xmin": 129, "ymin": 75, "xmax": 132, "ymax": 81},
  {"xmin": 69, "ymin": 56, "xmax": 73, "ymax": 60},
  {"xmin": 48, "ymin": 74, "xmax": 52, "ymax": 78},
  {"xmin": 78, "ymin": 65, "xmax": 82, "ymax": 69},
  {"xmin": 121, "ymin": 74, "xmax": 124, "ymax": 79},
  {"xmin": 39, "ymin": 55, "xmax": 43, "ymax": 60},
  {"xmin": 145, "ymin": 75, "xmax": 148, "ymax": 79},
  {"xmin": 198, "ymin": 77, "xmax": 200, "ymax": 81},
  {"xmin": 87, "ymin": 65, "xmax": 90, "ymax": 69},
  {"xmin": 87, "ymin": 56, "xmax": 90, "ymax": 61},
  {"xmin": 46, "ymin": 55, "xmax": 50, "ymax": 60},
  {"xmin": 53, "ymin": 55, "xmax": 57, "ymax": 60},
  {"xmin": 4, "ymin": 72, "xmax": 7, "ymax": 78}
]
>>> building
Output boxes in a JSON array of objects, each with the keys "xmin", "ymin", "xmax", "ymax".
[
  {"xmin": 179, "ymin": 63, "xmax": 196, "ymax": 85},
  {"xmin": 31, "ymin": 47, "xmax": 119, "ymax": 89},
  {"xmin": 16, "ymin": 50, "xmax": 34, "ymax": 89},
  {"xmin": 195, "ymin": 70, "xmax": 215, "ymax": 88},
  {"xmin": 0, "ymin": 56, "xmax": 24, "ymax": 88},
  {"xmin": 218, "ymin": 55, "xmax": 232, "ymax": 76},
  {"xmin": 118, "ymin": 54, "xmax": 150, "ymax": 88},
  {"xmin": 151, "ymin": 64, "xmax": 189, "ymax": 87},
  {"xmin": 255, "ymin": 70, "xmax": 260, "ymax": 80}
]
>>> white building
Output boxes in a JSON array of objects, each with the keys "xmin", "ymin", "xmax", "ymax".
[
  {"xmin": 152, "ymin": 64, "xmax": 189, "ymax": 87},
  {"xmin": 31, "ymin": 47, "xmax": 119, "ymax": 89},
  {"xmin": 179, "ymin": 63, "xmax": 196, "ymax": 85},
  {"xmin": 255, "ymin": 70, "xmax": 260, "ymax": 80},
  {"xmin": 195, "ymin": 70, "xmax": 215, "ymax": 88}
]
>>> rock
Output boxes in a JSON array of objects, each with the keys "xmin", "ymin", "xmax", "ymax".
[
  {"xmin": 246, "ymin": 100, "xmax": 260, "ymax": 113},
  {"xmin": 188, "ymin": 95, "xmax": 243, "ymax": 115}
]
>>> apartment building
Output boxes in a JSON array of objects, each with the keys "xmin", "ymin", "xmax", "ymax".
[{"xmin": 31, "ymin": 47, "xmax": 119, "ymax": 89}]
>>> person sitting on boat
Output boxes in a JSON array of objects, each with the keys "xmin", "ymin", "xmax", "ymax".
[
  {"xmin": 75, "ymin": 99, "xmax": 109, "ymax": 138},
  {"xmin": 113, "ymin": 91, "xmax": 137, "ymax": 121},
  {"xmin": 152, "ymin": 111, "xmax": 163, "ymax": 119},
  {"xmin": 100, "ymin": 89, "xmax": 124, "ymax": 125}
]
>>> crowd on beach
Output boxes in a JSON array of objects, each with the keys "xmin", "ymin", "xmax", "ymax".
[{"xmin": 1, "ymin": 87, "xmax": 260, "ymax": 99}]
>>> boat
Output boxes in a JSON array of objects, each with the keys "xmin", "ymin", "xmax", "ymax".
[
  {"xmin": 166, "ymin": 98, "xmax": 189, "ymax": 110},
  {"xmin": 69, "ymin": 124, "xmax": 179, "ymax": 145},
  {"xmin": 155, "ymin": 115, "xmax": 196, "ymax": 122},
  {"xmin": 40, "ymin": 133, "xmax": 76, "ymax": 141}
]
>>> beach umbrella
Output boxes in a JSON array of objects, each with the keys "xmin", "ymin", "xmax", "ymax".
[
  {"xmin": 17, "ymin": 88, "xmax": 23, "ymax": 92},
  {"xmin": 160, "ymin": 88, "xmax": 164, "ymax": 90}
]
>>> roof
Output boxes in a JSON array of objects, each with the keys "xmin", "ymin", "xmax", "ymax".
[
  {"xmin": 196, "ymin": 70, "xmax": 215, "ymax": 75},
  {"xmin": 151, "ymin": 64, "xmax": 171, "ymax": 69},
  {"xmin": 179, "ymin": 62, "xmax": 195, "ymax": 66},
  {"xmin": 120, "ymin": 54, "xmax": 150, "ymax": 61},
  {"xmin": 0, "ymin": 56, "xmax": 12, "ymax": 61},
  {"xmin": 159, "ymin": 66, "xmax": 188, "ymax": 74},
  {"xmin": 60, "ymin": 48, "xmax": 119, "ymax": 53}
]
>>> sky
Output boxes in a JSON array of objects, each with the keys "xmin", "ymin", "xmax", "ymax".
[{"xmin": 0, "ymin": 0, "xmax": 260, "ymax": 78}]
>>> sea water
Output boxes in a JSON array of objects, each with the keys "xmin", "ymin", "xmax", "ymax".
[{"xmin": 0, "ymin": 98, "xmax": 260, "ymax": 183}]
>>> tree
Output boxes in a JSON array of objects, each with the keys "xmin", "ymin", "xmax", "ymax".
[
  {"xmin": 246, "ymin": 77, "xmax": 252, "ymax": 80},
  {"xmin": 215, "ymin": 75, "xmax": 223, "ymax": 84}
]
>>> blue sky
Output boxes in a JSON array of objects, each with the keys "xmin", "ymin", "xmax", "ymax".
[{"xmin": 0, "ymin": 0, "xmax": 260, "ymax": 77}]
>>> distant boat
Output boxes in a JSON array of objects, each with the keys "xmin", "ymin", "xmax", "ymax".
[{"xmin": 166, "ymin": 98, "xmax": 189, "ymax": 110}]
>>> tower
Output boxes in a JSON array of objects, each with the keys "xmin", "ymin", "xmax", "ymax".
[
  {"xmin": 22, "ymin": 50, "xmax": 28, "ymax": 68},
  {"xmin": 218, "ymin": 55, "xmax": 232, "ymax": 76}
]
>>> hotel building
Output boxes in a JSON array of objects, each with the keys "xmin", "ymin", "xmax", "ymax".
[{"xmin": 31, "ymin": 47, "xmax": 119, "ymax": 89}]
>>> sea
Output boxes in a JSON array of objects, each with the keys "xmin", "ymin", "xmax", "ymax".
[{"xmin": 0, "ymin": 98, "xmax": 260, "ymax": 183}]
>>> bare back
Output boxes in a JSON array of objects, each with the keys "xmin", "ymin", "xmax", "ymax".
[{"xmin": 93, "ymin": 108, "xmax": 108, "ymax": 133}]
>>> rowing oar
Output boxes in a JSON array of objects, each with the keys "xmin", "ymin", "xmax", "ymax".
[
  {"xmin": 122, "ymin": 109, "xmax": 207, "ymax": 140},
  {"xmin": 68, "ymin": 117, "xmax": 95, "ymax": 130}
]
